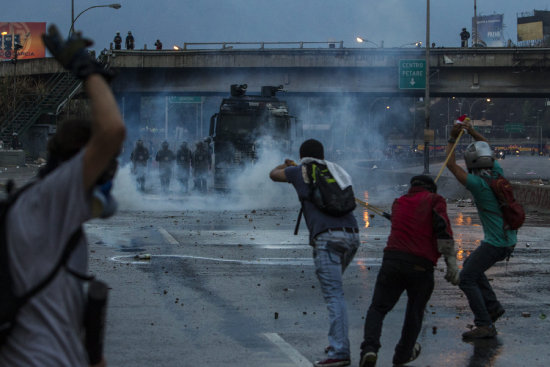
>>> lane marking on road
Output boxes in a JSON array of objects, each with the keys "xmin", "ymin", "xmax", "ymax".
[
  {"xmin": 263, "ymin": 333, "xmax": 311, "ymax": 367},
  {"xmin": 158, "ymin": 227, "xmax": 179, "ymax": 245},
  {"xmin": 109, "ymin": 254, "xmax": 382, "ymax": 266}
]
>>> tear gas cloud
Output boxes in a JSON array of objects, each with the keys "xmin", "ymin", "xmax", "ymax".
[{"xmin": 112, "ymin": 91, "xmax": 413, "ymax": 214}]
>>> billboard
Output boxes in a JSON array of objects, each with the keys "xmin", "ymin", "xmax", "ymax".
[
  {"xmin": 473, "ymin": 14, "xmax": 504, "ymax": 47},
  {"xmin": 517, "ymin": 10, "xmax": 550, "ymax": 44},
  {"xmin": 0, "ymin": 22, "xmax": 46, "ymax": 60},
  {"xmin": 518, "ymin": 21, "xmax": 544, "ymax": 41}
]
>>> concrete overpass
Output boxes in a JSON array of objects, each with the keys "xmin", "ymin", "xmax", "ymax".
[{"xmin": 3, "ymin": 46, "xmax": 550, "ymax": 97}]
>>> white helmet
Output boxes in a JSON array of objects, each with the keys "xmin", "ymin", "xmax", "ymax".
[{"xmin": 464, "ymin": 141, "xmax": 494, "ymax": 171}]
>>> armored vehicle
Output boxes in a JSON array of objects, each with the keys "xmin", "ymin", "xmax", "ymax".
[{"xmin": 209, "ymin": 84, "xmax": 298, "ymax": 190}]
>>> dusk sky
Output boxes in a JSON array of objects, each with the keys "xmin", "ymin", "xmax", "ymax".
[{"xmin": 2, "ymin": 1, "xmax": 550, "ymax": 52}]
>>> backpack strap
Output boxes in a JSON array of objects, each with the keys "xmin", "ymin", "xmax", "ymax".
[
  {"xmin": 17, "ymin": 227, "xmax": 86, "ymax": 306},
  {"xmin": 294, "ymin": 205, "xmax": 303, "ymax": 235},
  {"xmin": 295, "ymin": 163, "xmax": 315, "ymax": 236}
]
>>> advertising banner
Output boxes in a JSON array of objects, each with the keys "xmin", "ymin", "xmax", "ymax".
[
  {"xmin": 517, "ymin": 21, "xmax": 544, "ymax": 41},
  {"xmin": 473, "ymin": 14, "xmax": 504, "ymax": 47},
  {"xmin": 0, "ymin": 22, "xmax": 46, "ymax": 60}
]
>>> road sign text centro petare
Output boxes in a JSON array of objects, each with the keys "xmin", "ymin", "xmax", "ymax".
[{"xmin": 399, "ymin": 59, "xmax": 426, "ymax": 89}]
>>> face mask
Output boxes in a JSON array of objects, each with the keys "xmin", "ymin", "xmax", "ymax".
[
  {"xmin": 92, "ymin": 180, "xmax": 118, "ymax": 218},
  {"xmin": 91, "ymin": 159, "xmax": 119, "ymax": 219}
]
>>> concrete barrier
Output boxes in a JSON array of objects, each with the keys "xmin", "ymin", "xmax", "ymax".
[
  {"xmin": 513, "ymin": 183, "xmax": 550, "ymax": 212},
  {"xmin": 0, "ymin": 150, "xmax": 26, "ymax": 167}
]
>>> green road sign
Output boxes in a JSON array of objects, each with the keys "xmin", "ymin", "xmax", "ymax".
[
  {"xmin": 504, "ymin": 123, "xmax": 524, "ymax": 133},
  {"xmin": 399, "ymin": 59, "xmax": 426, "ymax": 89},
  {"xmin": 168, "ymin": 96, "xmax": 202, "ymax": 103}
]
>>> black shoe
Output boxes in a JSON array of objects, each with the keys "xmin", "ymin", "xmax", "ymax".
[
  {"xmin": 393, "ymin": 343, "xmax": 421, "ymax": 366},
  {"xmin": 489, "ymin": 308, "xmax": 505, "ymax": 323},
  {"xmin": 462, "ymin": 325, "xmax": 497, "ymax": 339},
  {"xmin": 360, "ymin": 351, "xmax": 377, "ymax": 367}
]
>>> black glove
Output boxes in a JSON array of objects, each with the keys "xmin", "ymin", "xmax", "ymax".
[{"xmin": 42, "ymin": 24, "xmax": 114, "ymax": 81}]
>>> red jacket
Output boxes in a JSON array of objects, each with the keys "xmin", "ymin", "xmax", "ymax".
[{"xmin": 385, "ymin": 187, "xmax": 453, "ymax": 265}]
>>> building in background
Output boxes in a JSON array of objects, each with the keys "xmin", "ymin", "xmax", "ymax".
[
  {"xmin": 517, "ymin": 10, "xmax": 550, "ymax": 47},
  {"xmin": 0, "ymin": 22, "xmax": 46, "ymax": 60},
  {"xmin": 472, "ymin": 14, "xmax": 505, "ymax": 47}
]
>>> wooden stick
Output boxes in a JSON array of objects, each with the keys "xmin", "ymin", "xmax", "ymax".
[
  {"xmin": 435, "ymin": 129, "xmax": 465, "ymax": 183},
  {"xmin": 355, "ymin": 198, "xmax": 391, "ymax": 221}
]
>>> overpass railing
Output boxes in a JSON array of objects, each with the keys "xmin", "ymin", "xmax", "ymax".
[{"xmin": 173, "ymin": 41, "xmax": 344, "ymax": 50}]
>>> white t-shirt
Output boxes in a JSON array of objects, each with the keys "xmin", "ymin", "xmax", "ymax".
[{"xmin": 0, "ymin": 150, "xmax": 92, "ymax": 367}]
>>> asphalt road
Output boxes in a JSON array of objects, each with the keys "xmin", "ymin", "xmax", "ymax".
[
  {"xmin": 85, "ymin": 190, "xmax": 550, "ymax": 367},
  {"xmin": 3, "ymin": 156, "xmax": 550, "ymax": 366}
]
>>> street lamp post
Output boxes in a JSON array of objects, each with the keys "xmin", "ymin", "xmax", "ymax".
[
  {"xmin": 400, "ymin": 41, "xmax": 423, "ymax": 48},
  {"xmin": 356, "ymin": 37, "xmax": 381, "ymax": 48},
  {"xmin": 423, "ymin": 0, "xmax": 430, "ymax": 174},
  {"xmin": 70, "ymin": 3, "xmax": 121, "ymax": 36},
  {"xmin": 466, "ymin": 98, "xmax": 491, "ymax": 118}
]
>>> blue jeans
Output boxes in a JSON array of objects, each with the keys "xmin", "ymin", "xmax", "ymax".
[
  {"xmin": 313, "ymin": 230, "xmax": 360, "ymax": 359},
  {"xmin": 459, "ymin": 242, "xmax": 514, "ymax": 326}
]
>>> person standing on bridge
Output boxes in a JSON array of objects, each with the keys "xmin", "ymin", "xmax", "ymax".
[
  {"xmin": 445, "ymin": 119, "xmax": 517, "ymax": 340},
  {"xmin": 125, "ymin": 31, "xmax": 135, "ymax": 50},
  {"xmin": 358, "ymin": 175, "xmax": 458, "ymax": 367},
  {"xmin": 460, "ymin": 27, "xmax": 470, "ymax": 48},
  {"xmin": 154, "ymin": 39, "xmax": 163, "ymax": 50},
  {"xmin": 0, "ymin": 25, "xmax": 125, "ymax": 367},
  {"xmin": 113, "ymin": 32, "xmax": 122, "ymax": 50},
  {"xmin": 270, "ymin": 139, "xmax": 360, "ymax": 367}
]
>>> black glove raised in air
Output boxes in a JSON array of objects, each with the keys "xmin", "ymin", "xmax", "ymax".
[{"xmin": 42, "ymin": 24, "xmax": 114, "ymax": 81}]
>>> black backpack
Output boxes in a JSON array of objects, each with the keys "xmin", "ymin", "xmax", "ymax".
[
  {"xmin": 0, "ymin": 182, "xmax": 82, "ymax": 347},
  {"xmin": 295, "ymin": 163, "xmax": 356, "ymax": 234}
]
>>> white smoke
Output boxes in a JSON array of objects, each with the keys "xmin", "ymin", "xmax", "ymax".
[{"xmin": 112, "ymin": 142, "xmax": 297, "ymax": 212}]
